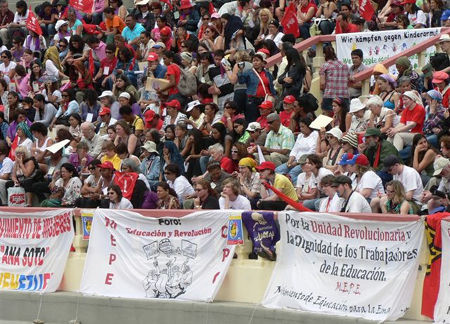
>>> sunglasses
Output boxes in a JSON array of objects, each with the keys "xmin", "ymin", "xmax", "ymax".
[
  {"xmin": 62, "ymin": 94, "xmax": 69, "ymax": 97},
  {"xmin": 231, "ymin": 150, "xmax": 238, "ymax": 153},
  {"xmin": 106, "ymin": 51, "xmax": 113, "ymax": 54},
  {"xmin": 108, "ymin": 191, "xmax": 116, "ymax": 195},
  {"xmin": 88, "ymin": 167, "xmax": 96, "ymax": 170},
  {"xmin": 1, "ymin": 56, "xmax": 7, "ymax": 59},
  {"xmin": 194, "ymin": 188, "xmax": 203, "ymax": 192}
]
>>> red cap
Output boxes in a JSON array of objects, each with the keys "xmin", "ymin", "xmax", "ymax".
[
  {"xmin": 283, "ymin": 95, "xmax": 296, "ymax": 104},
  {"xmin": 259, "ymin": 100, "xmax": 273, "ymax": 109},
  {"xmin": 432, "ymin": 71, "xmax": 449, "ymax": 84},
  {"xmin": 258, "ymin": 48, "xmax": 270, "ymax": 56},
  {"xmin": 202, "ymin": 98, "xmax": 214, "ymax": 104},
  {"xmin": 179, "ymin": 0, "xmax": 193, "ymax": 10},
  {"xmin": 144, "ymin": 109, "xmax": 156, "ymax": 122},
  {"xmin": 160, "ymin": 26, "xmax": 172, "ymax": 36},
  {"xmin": 256, "ymin": 161, "xmax": 276, "ymax": 172},
  {"xmin": 147, "ymin": 52, "xmax": 159, "ymax": 62},
  {"xmin": 355, "ymin": 154, "xmax": 369, "ymax": 166},
  {"xmin": 98, "ymin": 161, "xmax": 114, "ymax": 170},
  {"xmin": 166, "ymin": 99, "xmax": 181, "ymax": 110},
  {"xmin": 401, "ymin": 0, "xmax": 415, "ymax": 4},
  {"xmin": 99, "ymin": 107, "xmax": 111, "ymax": 116}
]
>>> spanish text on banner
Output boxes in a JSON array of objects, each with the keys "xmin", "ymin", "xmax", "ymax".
[
  {"xmin": 0, "ymin": 209, "xmax": 74, "ymax": 292},
  {"xmin": 262, "ymin": 212, "xmax": 424, "ymax": 322},
  {"xmin": 433, "ymin": 219, "xmax": 450, "ymax": 323},
  {"xmin": 80, "ymin": 210, "xmax": 235, "ymax": 301}
]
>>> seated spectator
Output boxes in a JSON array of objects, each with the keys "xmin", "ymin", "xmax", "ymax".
[
  {"xmin": 41, "ymin": 186, "xmax": 65, "ymax": 207},
  {"xmin": 377, "ymin": 74, "xmax": 400, "ymax": 111},
  {"xmin": 219, "ymin": 177, "xmax": 251, "ymax": 210},
  {"xmin": 332, "ymin": 175, "xmax": 372, "ymax": 213},
  {"xmin": 156, "ymin": 181, "xmax": 180, "ymax": 209},
  {"xmin": 68, "ymin": 113, "xmax": 82, "ymax": 141},
  {"xmin": 139, "ymin": 141, "xmax": 160, "ymax": 190},
  {"xmin": 114, "ymin": 120, "xmax": 139, "ymax": 156},
  {"xmin": 193, "ymin": 179, "xmax": 220, "ymax": 210},
  {"xmin": 237, "ymin": 157, "xmax": 261, "ymax": 209},
  {"xmin": 296, "ymin": 155, "xmax": 318, "ymax": 202},
  {"xmin": 276, "ymin": 117, "xmax": 318, "ymax": 183},
  {"xmin": 78, "ymin": 159, "xmax": 102, "ymax": 208},
  {"xmin": 381, "ymin": 180, "xmax": 414, "ymax": 214},
  {"xmin": 302, "ymin": 154, "xmax": 334, "ymax": 210},
  {"xmin": 318, "ymin": 175, "xmax": 343, "ymax": 212},
  {"xmin": 387, "ymin": 91, "xmax": 425, "ymax": 151},
  {"xmin": 423, "ymin": 90, "xmax": 445, "ymax": 146},
  {"xmin": 81, "ymin": 122, "xmax": 105, "ymax": 159},
  {"xmin": 331, "ymin": 97, "xmax": 351, "ymax": 133},
  {"xmin": 411, "ymin": 134, "xmax": 437, "ymax": 184},
  {"xmin": 280, "ymin": 95, "xmax": 295, "ymax": 128},
  {"xmin": 431, "ymin": 71, "xmax": 449, "ymax": 109},
  {"xmin": 318, "ymin": 127, "xmax": 344, "ymax": 173},
  {"xmin": 161, "ymin": 140, "xmax": 185, "ymax": 175},
  {"xmin": 30, "ymin": 121, "xmax": 53, "ymax": 162},
  {"xmin": 257, "ymin": 161, "xmax": 298, "ymax": 210},
  {"xmin": 0, "ymin": 141, "xmax": 13, "ymax": 205},
  {"xmin": 69, "ymin": 142, "xmax": 93, "ymax": 174},
  {"xmin": 49, "ymin": 163, "xmax": 82, "ymax": 207},
  {"xmin": 162, "ymin": 99, "xmax": 187, "ymax": 131},
  {"xmin": 200, "ymin": 161, "xmax": 231, "ymax": 195},
  {"xmin": 350, "ymin": 154, "xmax": 385, "ymax": 200},
  {"xmin": 340, "ymin": 132, "xmax": 359, "ymax": 155},
  {"xmin": 367, "ymin": 95, "xmax": 396, "ymax": 134},
  {"xmin": 107, "ymin": 184, "xmax": 133, "ymax": 209},
  {"xmin": 348, "ymin": 98, "xmax": 370, "ymax": 134},
  {"xmin": 256, "ymin": 100, "xmax": 273, "ymax": 133},
  {"xmin": 164, "ymin": 163, "xmax": 194, "ymax": 204},
  {"xmin": 33, "ymin": 94, "xmax": 57, "ymax": 128}
]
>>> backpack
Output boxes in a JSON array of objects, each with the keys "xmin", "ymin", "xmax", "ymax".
[{"xmin": 177, "ymin": 66, "xmax": 197, "ymax": 97}]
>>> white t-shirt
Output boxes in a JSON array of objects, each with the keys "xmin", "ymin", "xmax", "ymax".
[
  {"xmin": 18, "ymin": 138, "xmax": 33, "ymax": 151},
  {"xmin": 0, "ymin": 157, "xmax": 13, "ymax": 176},
  {"xmin": 168, "ymin": 175, "xmax": 194, "ymax": 202},
  {"xmin": 314, "ymin": 168, "xmax": 334, "ymax": 191},
  {"xmin": 219, "ymin": 194, "xmax": 251, "ymax": 210},
  {"xmin": 394, "ymin": 165, "xmax": 423, "ymax": 202},
  {"xmin": 290, "ymin": 131, "xmax": 318, "ymax": 160},
  {"xmin": 0, "ymin": 61, "xmax": 17, "ymax": 75},
  {"xmin": 356, "ymin": 170, "xmax": 385, "ymax": 199},
  {"xmin": 296, "ymin": 172, "xmax": 316, "ymax": 193},
  {"xmin": 408, "ymin": 10, "xmax": 427, "ymax": 27},
  {"xmin": 342, "ymin": 191, "xmax": 372, "ymax": 213},
  {"xmin": 109, "ymin": 197, "xmax": 133, "ymax": 209},
  {"xmin": 45, "ymin": 60, "xmax": 60, "ymax": 78},
  {"xmin": 319, "ymin": 193, "xmax": 344, "ymax": 212}
]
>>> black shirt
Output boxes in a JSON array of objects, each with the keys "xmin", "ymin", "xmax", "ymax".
[{"xmin": 201, "ymin": 195, "xmax": 220, "ymax": 209}]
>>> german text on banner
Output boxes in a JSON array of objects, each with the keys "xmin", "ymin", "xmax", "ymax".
[
  {"xmin": 262, "ymin": 212, "xmax": 424, "ymax": 322},
  {"xmin": 335, "ymin": 28, "xmax": 440, "ymax": 75},
  {"xmin": 0, "ymin": 209, "xmax": 74, "ymax": 292},
  {"xmin": 80, "ymin": 210, "xmax": 235, "ymax": 301},
  {"xmin": 433, "ymin": 219, "xmax": 450, "ymax": 322}
]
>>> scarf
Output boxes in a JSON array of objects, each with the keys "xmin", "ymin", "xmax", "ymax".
[
  {"xmin": 17, "ymin": 121, "xmax": 34, "ymax": 141},
  {"xmin": 44, "ymin": 46, "xmax": 63, "ymax": 71}
]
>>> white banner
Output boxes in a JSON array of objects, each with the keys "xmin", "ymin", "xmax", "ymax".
[
  {"xmin": 80, "ymin": 210, "xmax": 236, "ymax": 301},
  {"xmin": 433, "ymin": 219, "xmax": 450, "ymax": 323},
  {"xmin": 262, "ymin": 212, "xmax": 424, "ymax": 321},
  {"xmin": 336, "ymin": 28, "xmax": 441, "ymax": 75},
  {"xmin": 0, "ymin": 209, "xmax": 74, "ymax": 292}
]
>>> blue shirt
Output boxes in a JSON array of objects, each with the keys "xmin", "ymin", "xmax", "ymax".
[
  {"xmin": 56, "ymin": 100, "xmax": 80, "ymax": 118},
  {"xmin": 122, "ymin": 23, "xmax": 145, "ymax": 42}
]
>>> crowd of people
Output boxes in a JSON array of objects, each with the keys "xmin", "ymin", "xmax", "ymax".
[{"xmin": 0, "ymin": 0, "xmax": 448, "ymax": 214}]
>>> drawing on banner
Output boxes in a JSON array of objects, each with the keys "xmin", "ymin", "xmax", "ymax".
[
  {"xmin": 242, "ymin": 212, "xmax": 279, "ymax": 260},
  {"xmin": 143, "ymin": 238, "xmax": 196, "ymax": 298},
  {"xmin": 227, "ymin": 215, "xmax": 244, "ymax": 245}
]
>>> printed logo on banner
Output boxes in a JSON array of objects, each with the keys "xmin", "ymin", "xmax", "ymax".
[
  {"xmin": 81, "ymin": 210, "xmax": 94, "ymax": 240},
  {"xmin": 227, "ymin": 215, "xmax": 244, "ymax": 245},
  {"xmin": 242, "ymin": 212, "xmax": 279, "ymax": 260},
  {"xmin": 80, "ymin": 210, "xmax": 236, "ymax": 302},
  {"xmin": 262, "ymin": 212, "xmax": 424, "ymax": 322},
  {"xmin": 0, "ymin": 209, "xmax": 74, "ymax": 292},
  {"xmin": 433, "ymin": 220, "xmax": 450, "ymax": 322}
]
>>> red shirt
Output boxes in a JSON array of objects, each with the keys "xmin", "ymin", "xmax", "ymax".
[
  {"xmin": 280, "ymin": 110, "xmax": 292, "ymax": 127},
  {"xmin": 255, "ymin": 70, "xmax": 270, "ymax": 98},
  {"xmin": 100, "ymin": 56, "xmax": 118, "ymax": 76},
  {"xmin": 256, "ymin": 115, "xmax": 269, "ymax": 131},
  {"xmin": 438, "ymin": 85, "xmax": 450, "ymax": 109},
  {"xmin": 166, "ymin": 63, "xmax": 181, "ymax": 95},
  {"xmin": 220, "ymin": 156, "xmax": 235, "ymax": 174},
  {"xmin": 400, "ymin": 103, "xmax": 425, "ymax": 133},
  {"xmin": 335, "ymin": 22, "xmax": 359, "ymax": 34},
  {"xmin": 300, "ymin": 2, "xmax": 318, "ymax": 23}
]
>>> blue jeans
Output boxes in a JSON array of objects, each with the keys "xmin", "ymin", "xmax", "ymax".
[
  {"xmin": 303, "ymin": 198, "xmax": 321, "ymax": 211},
  {"xmin": 275, "ymin": 163, "xmax": 302, "ymax": 185}
]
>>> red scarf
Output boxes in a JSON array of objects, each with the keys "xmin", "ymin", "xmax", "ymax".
[
  {"xmin": 373, "ymin": 142, "xmax": 382, "ymax": 169},
  {"xmin": 262, "ymin": 181, "xmax": 311, "ymax": 212}
]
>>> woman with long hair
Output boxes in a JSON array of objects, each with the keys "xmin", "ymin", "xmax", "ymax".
[
  {"xmin": 50, "ymin": 163, "xmax": 82, "ymax": 207},
  {"xmin": 107, "ymin": 0, "xmax": 128, "ymax": 20},
  {"xmin": 184, "ymin": 128, "xmax": 206, "ymax": 179},
  {"xmin": 114, "ymin": 120, "xmax": 139, "ymax": 156},
  {"xmin": 112, "ymin": 73, "xmax": 139, "ymax": 101},
  {"xmin": 80, "ymin": 89, "xmax": 101, "ymax": 122},
  {"xmin": 331, "ymin": 97, "xmax": 351, "ymax": 133},
  {"xmin": 156, "ymin": 181, "xmax": 180, "ymax": 209},
  {"xmin": 30, "ymin": 121, "xmax": 53, "ymax": 162},
  {"xmin": 381, "ymin": 180, "xmax": 413, "ymax": 214},
  {"xmin": 6, "ymin": 91, "xmax": 21, "ymax": 124},
  {"xmin": 161, "ymin": 141, "xmax": 185, "ymax": 177},
  {"xmin": 411, "ymin": 133, "xmax": 437, "ymax": 181},
  {"xmin": 377, "ymin": 74, "xmax": 400, "ymax": 111},
  {"xmin": 107, "ymin": 184, "xmax": 133, "ymax": 209},
  {"xmin": 277, "ymin": 47, "xmax": 306, "ymax": 97},
  {"xmin": 254, "ymin": 8, "xmax": 272, "ymax": 48},
  {"xmin": 200, "ymin": 24, "xmax": 223, "ymax": 52},
  {"xmin": 29, "ymin": 60, "xmax": 44, "ymax": 95},
  {"xmin": 114, "ymin": 47, "xmax": 138, "ymax": 87}
]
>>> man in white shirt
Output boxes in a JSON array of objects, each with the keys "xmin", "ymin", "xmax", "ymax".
[
  {"xmin": 319, "ymin": 175, "xmax": 344, "ymax": 212},
  {"xmin": 384, "ymin": 155, "xmax": 423, "ymax": 202},
  {"xmin": 333, "ymin": 175, "xmax": 372, "ymax": 213},
  {"xmin": 219, "ymin": 178, "xmax": 251, "ymax": 210}
]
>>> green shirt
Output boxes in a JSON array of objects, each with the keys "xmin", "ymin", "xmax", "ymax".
[
  {"xmin": 364, "ymin": 140, "xmax": 399, "ymax": 171},
  {"xmin": 264, "ymin": 125, "xmax": 295, "ymax": 150}
]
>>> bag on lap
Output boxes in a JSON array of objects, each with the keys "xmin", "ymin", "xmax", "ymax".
[{"xmin": 7, "ymin": 186, "xmax": 26, "ymax": 207}]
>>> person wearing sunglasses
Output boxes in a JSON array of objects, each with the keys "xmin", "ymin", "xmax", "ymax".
[
  {"xmin": 107, "ymin": 184, "xmax": 133, "ymax": 209},
  {"xmin": 193, "ymin": 179, "xmax": 219, "ymax": 209}
]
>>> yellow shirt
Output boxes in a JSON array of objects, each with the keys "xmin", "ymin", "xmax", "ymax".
[
  {"xmin": 274, "ymin": 174, "xmax": 298, "ymax": 201},
  {"xmin": 101, "ymin": 154, "xmax": 122, "ymax": 171},
  {"xmin": 132, "ymin": 115, "xmax": 145, "ymax": 132}
]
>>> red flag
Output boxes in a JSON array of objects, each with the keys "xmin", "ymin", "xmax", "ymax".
[
  {"xmin": 262, "ymin": 181, "xmax": 311, "ymax": 212},
  {"xmin": 69, "ymin": 0, "xmax": 94, "ymax": 14},
  {"xmin": 281, "ymin": 2, "xmax": 299, "ymax": 38},
  {"xmin": 26, "ymin": 8, "xmax": 43, "ymax": 36},
  {"xmin": 422, "ymin": 212, "xmax": 450, "ymax": 318},
  {"xmin": 160, "ymin": 0, "xmax": 173, "ymax": 10},
  {"xmin": 358, "ymin": 0, "xmax": 375, "ymax": 21}
]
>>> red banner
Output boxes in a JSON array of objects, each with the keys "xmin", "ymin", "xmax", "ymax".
[
  {"xmin": 26, "ymin": 8, "xmax": 43, "ymax": 36},
  {"xmin": 281, "ymin": 2, "xmax": 299, "ymax": 38},
  {"xmin": 358, "ymin": 0, "xmax": 375, "ymax": 21},
  {"xmin": 69, "ymin": 0, "xmax": 94, "ymax": 14}
]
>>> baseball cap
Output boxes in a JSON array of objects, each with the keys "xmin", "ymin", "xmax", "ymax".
[
  {"xmin": 211, "ymin": 12, "xmax": 220, "ymax": 19},
  {"xmin": 259, "ymin": 100, "xmax": 273, "ymax": 110},
  {"xmin": 354, "ymin": 154, "xmax": 369, "ymax": 166},
  {"xmin": 186, "ymin": 100, "xmax": 201, "ymax": 112},
  {"xmin": 441, "ymin": 9, "xmax": 450, "ymax": 21},
  {"xmin": 338, "ymin": 153, "xmax": 355, "ymax": 166},
  {"xmin": 325, "ymin": 127, "xmax": 343, "ymax": 141},
  {"xmin": 147, "ymin": 52, "xmax": 159, "ymax": 61},
  {"xmin": 427, "ymin": 89, "xmax": 443, "ymax": 102},
  {"xmin": 298, "ymin": 155, "xmax": 308, "ymax": 165},
  {"xmin": 152, "ymin": 42, "xmax": 166, "ymax": 49},
  {"xmin": 160, "ymin": 26, "xmax": 172, "ymax": 36},
  {"xmin": 433, "ymin": 157, "xmax": 450, "ymax": 176},
  {"xmin": 98, "ymin": 161, "xmax": 115, "ymax": 170},
  {"xmin": 283, "ymin": 95, "xmax": 296, "ymax": 104},
  {"xmin": 99, "ymin": 107, "xmax": 111, "ymax": 116},
  {"xmin": 256, "ymin": 161, "xmax": 276, "ymax": 172},
  {"xmin": 432, "ymin": 71, "xmax": 449, "ymax": 84},
  {"xmin": 383, "ymin": 155, "xmax": 401, "ymax": 172},
  {"xmin": 364, "ymin": 127, "xmax": 382, "ymax": 137},
  {"xmin": 165, "ymin": 99, "xmax": 181, "ymax": 110},
  {"xmin": 246, "ymin": 122, "xmax": 262, "ymax": 132},
  {"xmin": 144, "ymin": 109, "xmax": 156, "ymax": 122},
  {"xmin": 400, "ymin": 0, "xmax": 415, "ymax": 4},
  {"xmin": 118, "ymin": 92, "xmax": 131, "ymax": 100},
  {"xmin": 99, "ymin": 90, "xmax": 113, "ymax": 98}
]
